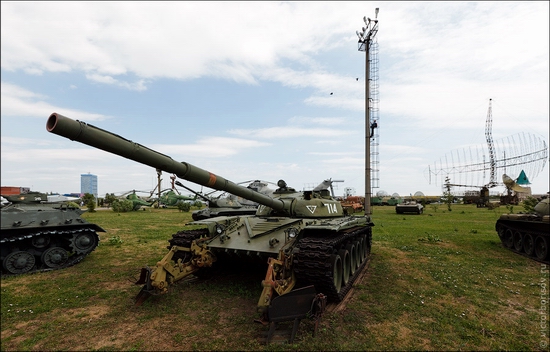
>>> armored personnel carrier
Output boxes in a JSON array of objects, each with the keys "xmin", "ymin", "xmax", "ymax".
[
  {"xmin": 496, "ymin": 198, "xmax": 549, "ymax": 264},
  {"xmin": 46, "ymin": 112, "xmax": 373, "ymax": 321},
  {"xmin": 396, "ymin": 202, "xmax": 424, "ymax": 214},
  {"xmin": 1, "ymin": 192, "xmax": 104, "ymax": 275}
]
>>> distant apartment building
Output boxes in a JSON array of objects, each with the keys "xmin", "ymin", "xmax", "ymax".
[{"xmin": 81, "ymin": 173, "xmax": 98, "ymax": 198}]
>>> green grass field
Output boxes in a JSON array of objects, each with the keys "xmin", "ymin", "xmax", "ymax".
[{"xmin": 1, "ymin": 204, "xmax": 548, "ymax": 351}]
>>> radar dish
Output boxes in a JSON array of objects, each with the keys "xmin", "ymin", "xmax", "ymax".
[
  {"xmin": 426, "ymin": 100, "xmax": 547, "ymax": 190},
  {"xmin": 426, "ymin": 132, "xmax": 548, "ymax": 189}
]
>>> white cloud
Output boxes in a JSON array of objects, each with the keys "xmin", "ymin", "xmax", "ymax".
[
  {"xmin": 0, "ymin": 82, "xmax": 110, "ymax": 120},
  {"xmin": 229, "ymin": 126, "xmax": 354, "ymax": 139},
  {"xmin": 153, "ymin": 137, "xmax": 271, "ymax": 158},
  {"xmin": 85, "ymin": 73, "xmax": 148, "ymax": 91}
]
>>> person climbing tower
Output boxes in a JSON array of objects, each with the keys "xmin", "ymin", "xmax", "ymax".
[{"xmin": 370, "ymin": 119, "xmax": 378, "ymax": 139}]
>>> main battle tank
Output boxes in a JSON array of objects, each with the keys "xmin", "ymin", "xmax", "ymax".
[
  {"xmin": 1, "ymin": 192, "xmax": 104, "ymax": 275},
  {"xmin": 46, "ymin": 112, "xmax": 374, "ymax": 320},
  {"xmin": 175, "ymin": 180, "xmax": 274, "ymax": 220},
  {"xmin": 495, "ymin": 198, "xmax": 549, "ymax": 264}
]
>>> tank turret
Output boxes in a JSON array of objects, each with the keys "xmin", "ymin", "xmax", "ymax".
[
  {"xmin": 174, "ymin": 180, "xmax": 274, "ymax": 220},
  {"xmin": 46, "ymin": 113, "xmax": 373, "ymax": 322}
]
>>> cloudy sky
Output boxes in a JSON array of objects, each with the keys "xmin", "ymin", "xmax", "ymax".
[{"xmin": 1, "ymin": 1, "xmax": 548, "ymax": 199}]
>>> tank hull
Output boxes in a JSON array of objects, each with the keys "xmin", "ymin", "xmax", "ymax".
[
  {"xmin": 167, "ymin": 214, "xmax": 372, "ymax": 303},
  {"xmin": 1, "ymin": 201, "xmax": 105, "ymax": 275},
  {"xmin": 396, "ymin": 203, "xmax": 424, "ymax": 214},
  {"xmin": 495, "ymin": 214, "xmax": 549, "ymax": 264},
  {"xmin": 191, "ymin": 205, "xmax": 258, "ymax": 220}
]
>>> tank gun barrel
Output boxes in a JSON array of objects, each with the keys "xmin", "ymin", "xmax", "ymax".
[
  {"xmin": 46, "ymin": 113, "xmax": 285, "ymax": 212},
  {"xmin": 175, "ymin": 180, "xmax": 211, "ymax": 203}
]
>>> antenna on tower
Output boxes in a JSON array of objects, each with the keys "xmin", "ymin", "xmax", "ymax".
[
  {"xmin": 357, "ymin": 9, "xmax": 380, "ymax": 214},
  {"xmin": 424, "ymin": 99, "xmax": 548, "ymax": 191},
  {"xmin": 485, "ymin": 99, "xmax": 497, "ymax": 188}
]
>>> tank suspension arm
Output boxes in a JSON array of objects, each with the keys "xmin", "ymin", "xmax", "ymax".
[{"xmin": 46, "ymin": 113, "xmax": 285, "ymax": 212}]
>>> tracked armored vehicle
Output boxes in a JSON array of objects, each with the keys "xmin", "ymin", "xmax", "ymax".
[
  {"xmin": 396, "ymin": 202, "xmax": 423, "ymax": 214},
  {"xmin": 191, "ymin": 196, "xmax": 260, "ymax": 220},
  {"xmin": 496, "ymin": 198, "xmax": 549, "ymax": 264},
  {"xmin": 1, "ymin": 192, "xmax": 104, "ymax": 275},
  {"xmin": 46, "ymin": 112, "xmax": 373, "ymax": 321},
  {"xmin": 177, "ymin": 180, "xmax": 274, "ymax": 220}
]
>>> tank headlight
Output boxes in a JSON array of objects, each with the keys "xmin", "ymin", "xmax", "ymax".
[
  {"xmin": 287, "ymin": 227, "xmax": 298, "ymax": 239},
  {"xmin": 215, "ymin": 224, "xmax": 224, "ymax": 235}
]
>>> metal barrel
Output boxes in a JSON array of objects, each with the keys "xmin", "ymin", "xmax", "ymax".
[{"xmin": 46, "ymin": 113, "xmax": 285, "ymax": 212}]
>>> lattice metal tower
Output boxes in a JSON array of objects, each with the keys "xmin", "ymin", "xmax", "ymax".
[
  {"xmin": 370, "ymin": 40, "xmax": 380, "ymax": 189},
  {"xmin": 357, "ymin": 8, "xmax": 379, "ymax": 214}
]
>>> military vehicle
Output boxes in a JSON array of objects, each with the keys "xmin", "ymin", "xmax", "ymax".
[
  {"xmin": 462, "ymin": 187, "xmax": 490, "ymax": 207},
  {"xmin": 1, "ymin": 191, "xmax": 104, "ymax": 275},
  {"xmin": 124, "ymin": 191, "xmax": 154, "ymax": 210},
  {"xmin": 174, "ymin": 180, "xmax": 274, "ymax": 220},
  {"xmin": 495, "ymin": 197, "xmax": 549, "ymax": 264},
  {"xmin": 158, "ymin": 189, "xmax": 197, "ymax": 207},
  {"xmin": 396, "ymin": 202, "xmax": 424, "ymax": 214},
  {"xmin": 46, "ymin": 112, "xmax": 373, "ymax": 322},
  {"xmin": 340, "ymin": 195, "xmax": 364, "ymax": 213}
]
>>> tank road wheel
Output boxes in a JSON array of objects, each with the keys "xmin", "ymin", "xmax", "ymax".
[
  {"xmin": 523, "ymin": 234, "xmax": 535, "ymax": 257},
  {"xmin": 330, "ymin": 254, "xmax": 343, "ymax": 293},
  {"xmin": 361, "ymin": 235, "xmax": 369, "ymax": 261},
  {"xmin": 3, "ymin": 251, "xmax": 35, "ymax": 275},
  {"xmin": 345, "ymin": 243, "xmax": 357, "ymax": 276},
  {"xmin": 497, "ymin": 225, "xmax": 506, "ymax": 240},
  {"xmin": 503, "ymin": 229, "xmax": 514, "ymax": 248},
  {"xmin": 31, "ymin": 235, "xmax": 51, "ymax": 249},
  {"xmin": 338, "ymin": 249, "xmax": 351, "ymax": 286},
  {"xmin": 41, "ymin": 247, "xmax": 69, "ymax": 268},
  {"xmin": 513, "ymin": 231, "xmax": 523, "ymax": 252},
  {"xmin": 356, "ymin": 238, "xmax": 365, "ymax": 263},
  {"xmin": 70, "ymin": 232, "xmax": 98, "ymax": 254},
  {"xmin": 534, "ymin": 236, "xmax": 548, "ymax": 261},
  {"xmin": 353, "ymin": 241, "xmax": 362, "ymax": 269}
]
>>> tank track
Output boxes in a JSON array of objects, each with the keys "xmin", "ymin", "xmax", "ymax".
[
  {"xmin": 168, "ymin": 228, "xmax": 210, "ymax": 263},
  {"xmin": 293, "ymin": 226, "xmax": 371, "ymax": 302},
  {"xmin": 496, "ymin": 221, "xmax": 549, "ymax": 265},
  {"xmin": 165, "ymin": 226, "xmax": 372, "ymax": 301},
  {"xmin": 1, "ymin": 227, "xmax": 100, "ymax": 277}
]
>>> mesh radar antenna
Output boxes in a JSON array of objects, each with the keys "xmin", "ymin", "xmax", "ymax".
[
  {"xmin": 485, "ymin": 99, "xmax": 497, "ymax": 188},
  {"xmin": 357, "ymin": 8, "xmax": 379, "ymax": 215},
  {"xmin": 425, "ymin": 99, "xmax": 548, "ymax": 191}
]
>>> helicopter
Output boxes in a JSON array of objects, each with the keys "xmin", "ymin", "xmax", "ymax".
[
  {"xmin": 158, "ymin": 189, "xmax": 199, "ymax": 207},
  {"xmin": 107, "ymin": 190, "xmax": 154, "ymax": 211}
]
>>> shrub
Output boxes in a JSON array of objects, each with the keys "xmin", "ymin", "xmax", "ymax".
[
  {"xmin": 193, "ymin": 200, "xmax": 204, "ymax": 208},
  {"xmin": 82, "ymin": 193, "xmax": 96, "ymax": 212},
  {"xmin": 112, "ymin": 199, "xmax": 134, "ymax": 213},
  {"xmin": 66, "ymin": 201, "xmax": 80, "ymax": 208},
  {"xmin": 522, "ymin": 196, "xmax": 539, "ymax": 213},
  {"xmin": 108, "ymin": 236, "xmax": 123, "ymax": 245},
  {"xmin": 177, "ymin": 201, "xmax": 191, "ymax": 212}
]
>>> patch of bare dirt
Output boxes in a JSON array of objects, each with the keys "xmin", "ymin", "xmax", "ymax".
[{"xmin": 1, "ymin": 321, "xmax": 36, "ymax": 346}]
